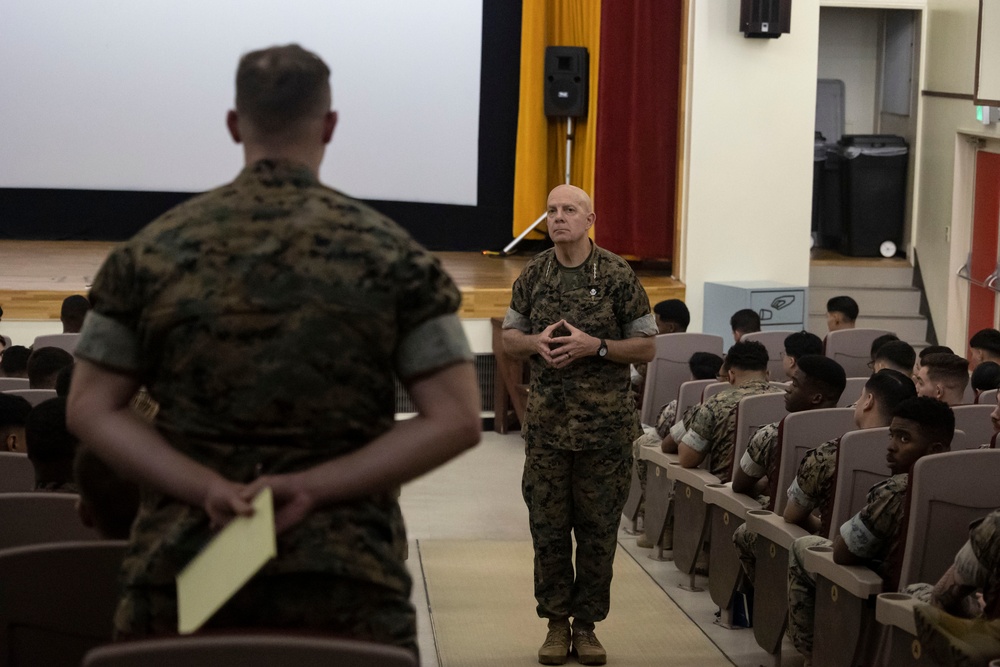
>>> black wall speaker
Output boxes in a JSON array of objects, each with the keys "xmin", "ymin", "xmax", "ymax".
[
  {"xmin": 544, "ymin": 46, "xmax": 589, "ymax": 118},
  {"xmin": 740, "ymin": 0, "xmax": 792, "ymax": 39}
]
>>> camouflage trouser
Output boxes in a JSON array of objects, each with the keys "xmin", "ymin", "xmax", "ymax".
[
  {"xmin": 114, "ymin": 572, "xmax": 418, "ymax": 656},
  {"xmin": 733, "ymin": 523, "xmax": 758, "ymax": 584},
  {"xmin": 787, "ymin": 535, "xmax": 832, "ymax": 657},
  {"xmin": 523, "ymin": 441, "xmax": 632, "ymax": 624}
]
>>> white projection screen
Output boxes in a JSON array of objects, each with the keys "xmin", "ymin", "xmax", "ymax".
[{"xmin": 0, "ymin": 1, "xmax": 482, "ymax": 205}]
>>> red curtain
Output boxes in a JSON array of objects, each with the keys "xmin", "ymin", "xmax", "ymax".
[{"xmin": 593, "ymin": 0, "xmax": 683, "ymax": 260}]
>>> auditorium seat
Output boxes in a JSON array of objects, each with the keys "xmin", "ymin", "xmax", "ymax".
[
  {"xmin": 637, "ymin": 445, "xmax": 678, "ymax": 562},
  {"xmin": 838, "ymin": 377, "xmax": 868, "ymax": 408},
  {"xmin": 675, "ymin": 379, "xmax": 716, "ymax": 426},
  {"xmin": 0, "ymin": 452, "xmax": 35, "ymax": 493},
  {"xmin": 0, "ymin": 378, "xmax": 29, "ymax": 391},
  {"xmin": 82, "ymin": 633, "xmax": 417, "ymax": 667},
  {"xmin": 0, "ymin": 493, "xmax": 101, "ymax": 550},
  {"xmin": 823, "ymin": 329, "xmax": 893, "ymax": 378},
  {"xmin": 2, "ymin": 389, "xmax": 57, "ymax": 407},
  {"xmin": 31, "ymin": 333, "xmax": 80, "ymax": 356},
  {"xmin": 825, "ymin": 427, "xmax": 892, "ymax": 540},
  {"xmin": 640, "ymin": 333, "xmax": 724, "ymax": 426},
  {"xmin": 701, "ymin": 381, "xmax": 729, "ymax": 403},
  {"xmin": 951, "ymin": 404, "xmax": 996, "ymax": 447},
  {"xmin": 741, "ymin": 330, "xmax": 795, "ymax": 382},
  {"xmin": 977, "ymin": 387, "xmax": 998, "ymax": 406}
]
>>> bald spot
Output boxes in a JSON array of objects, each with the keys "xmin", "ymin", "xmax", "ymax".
[{"xmin": 548, "ymin": 184, "xmax": 593, "ymax": 214}]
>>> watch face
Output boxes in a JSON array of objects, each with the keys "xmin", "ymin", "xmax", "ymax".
[{"xmin": 598, "ymin": 341, "xmax": 608, "ymax": 357}]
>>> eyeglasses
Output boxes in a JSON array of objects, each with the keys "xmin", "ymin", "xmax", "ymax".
[{"xmin": 867, "ymin": 360, "xmax": 876, "ymax": 370}]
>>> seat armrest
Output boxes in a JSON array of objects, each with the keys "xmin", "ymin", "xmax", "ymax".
[
  {"xmin": 703, "ymin": 483, "xmax": 762, "ymax": 518},
  {"xmin": 875, "ymin": 593, "xmax": 918, "ymax": 635},
  {"xmin": 640, "ymin": 448, "xmax": 678, "ymax": 467},
  {"xmin": 744, "ymin": 509, "xmax": 811, "ymax": 550},
  {"xmin": 802, "ymin": 545, "xmax": 884, "ymax": 599},
  {"xmin": 665, "ymin": 462, "xmax": 720, "ymax": 488}
]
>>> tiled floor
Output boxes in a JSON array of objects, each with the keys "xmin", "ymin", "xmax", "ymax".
[{"xmin": 400, "ymin": 431, "xmax": 807, "ymax": 667}]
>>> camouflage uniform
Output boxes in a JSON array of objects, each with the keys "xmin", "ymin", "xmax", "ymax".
[
  {"xmin": 75, "ymin": 159, "xmax": 472, "ymax": 652},
  {"xmin": 503, "ymin": 243, "xmax": 656, "ymax": 624},
  {"xmin": 34, "ymin": 480, "xmax": 79, "ymax": 493},
  {"xmin": 731, "ymin": 420, "xmax": 780, "ymax": 582},
  {"xmin": 787, "ymin": 473, "xmax": 909, "ymax": 657},
  {"xmin": 668, "ymin": 380, "xmax": 776, "ymax": 482},
  {"xmin": 786, "ymin": 438, "xmax": 842, "ymax": 538}
]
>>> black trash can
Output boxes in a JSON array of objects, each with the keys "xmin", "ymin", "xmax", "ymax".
[
  {"xmin": 818, "ymin": 144, "xmax": 845, "ymax": 250},
  {"xmin": 837, "ymin": 134, "xmax": 909, "ymax": 257},
  {"xmin": 811, "ymin": 132, "xmax": 826, "ymax": 236}
]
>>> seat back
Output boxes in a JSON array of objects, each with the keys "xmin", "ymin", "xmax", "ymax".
[
  {"xmin": 951, "ymin": 404, "xmax": 996, "ymax": 448},
  {"xmin": 0, "ymin": 541, "xmax": 127, "ymax": 667},
  {"xmin": 0, "ymin": 493, "xmax": 101, "ymax": 550},
  {"xmin": 977, "ymin": 388, "xmax": 998, "ymax": 406},
  {"xmin": 82, "ymin": 634, "xmax": 418, "ymax": 667},
  {"xmin": 824, "ymin": 328, "xmax": 893, "ymax": 378},
  {"xmin": 0, "ymin": 452, "xmax": 35, "ymax": 493},
  {"xmin": 838, "ymin": 377, "xmax": 869, "ymax": 408},
  {"xmin": 962, "ymin": 382, "xmax": 975, "ymax": 405},
  {"xmin": 640, "ymin": 333, "xmax": 724, "ymax": 425},
  {"xmin": 827, "ymin": 427, "xmax": 891, "ymax": 539},
  {"xmin": 0, "ymin": 335, "xmax": 11, "ymax": 348},
  {"xmin": 675, "ymin": 379, "xmax": 715, "ymax": 426},
  {"xmin": 898, "ymin": 449, "xmax": 1000, "ymax": 588},
  {"xmin": 3, "ymin": 389, "xmax": 57, "ymax": 407},
  {"xmin": 772, "ymin": 408, "xmax": 856, "ymax": 515},
  {"xmin": 0, "ymin": 378, "xmax": 29, "ymax": 391},
  {"xmin": 741, "ymin": 330, "xmax": 795, "ymax": 382},
  {"xmin": 702, "ymin": 381, "xmax": 730, "ymax": 403},
  {"xmin": 731, "ymin": 392, "xmax": 788, "ymax": 475},
  {"xmin": 31, "ymin": 333, "xmax": 80, "ymax": 355}
]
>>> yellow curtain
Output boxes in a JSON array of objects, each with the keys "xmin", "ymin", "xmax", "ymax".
[{"xmin": 512, "ymin": 0, "xmax": 601, "ymax": 237}]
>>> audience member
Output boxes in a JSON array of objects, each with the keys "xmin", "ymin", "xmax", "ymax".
[
  {"xmin": 873, "ymin": 340, "xmax": 917, "ymax": 375},
  {"xmin": 915, "ymin": 352, "xmax": 971, "ymax": 406},
  {"xmin": 653, "ymin": 299, "xmax": 690, "ymax": 334},
  {"xmin": 870, "ymin": 333, "xmax": 900, "ymax": 360},
  {"xmin": 782, "ymin": 331, "xmax": 824, "ymax": 381},
  {"xmin": 27, "ymin": 346, "xmax": 74, "ymax": 389},
  {"xmin": 915, "ymin": 344, "xmax": 955, "ymax": 375},
  {"xmin": 54, "ymin": 363, "xmax": 74, "ymax": 396},
  {"xmin": 787, "ymin": 396, "xmax": 954, "ymax": 661},
  {"xmin": 971, "ymin": 361, "xmax": 1000, "ymax": 399},
  {"xmin": 0, "ymin": 393, "xmax": 32, "ymax": 453},
  {"xmin": 60, "ymin": 294, "xmax": 91, "ymax": 334},
  {"xmin": 730, "ymin": 309, "xmax": 761, "ymax": 343},
  {"xmin": 783, "ymin": 369, "xmax": 917, "ymax": 535},
  {"xmin": 826, "ymin": 296, "xmax": 859, "ymax": 331},
  {"xmin": 663, "ymin": 341, "xmax": 775, "ymax": 481},
  {"xmin": 970, "ymin": 328, "xmax": 1000, "ymax": 365},
  {"xmin": 25, "ymin": 396, "xmax": 80, "ymax": 493},
  {"xmin": 73, "ymin": 445, "xmax": 140, "ymax": 539},
  {"xmin": 0, "ymin": 345, "xmax": 30, "ymax": 379}
]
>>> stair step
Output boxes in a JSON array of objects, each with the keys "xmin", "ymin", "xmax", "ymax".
[
  {"xmin": 809, "ymin": 286, "xmax": 921, "ymax": 317},
  {"xmin": 810, "ymin": 265, "xmax": 913, "ymax": 288},
  {"xmin": 807, "ymin": 314, "xmax": 928, "ymax": 343}
]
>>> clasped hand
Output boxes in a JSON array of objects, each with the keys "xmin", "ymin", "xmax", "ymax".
[
  {"xmin": 536, "ymin": 319, "xmax": 597, "ymax": 369},
  {"xmin": 203, "ymin": 473, "xmax": 315, "ymax": 535}
]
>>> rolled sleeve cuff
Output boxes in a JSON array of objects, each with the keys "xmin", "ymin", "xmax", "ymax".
[
  {"xmin": 954, "ymin": 541, "xmax": 988, "ymax": 586},
  {"xmin": 626, "ymin": 313, "xmax": 658, "ymax": 338},
  {"xmin": 73, "ymin": 311, "xmax": 142, "ymax": 373},
  {"xmin": 680, "ymin": 429, "xmax": 709, "ymax": 453},
  {"xmin": 501, "ymin": 308, "xmax": 531, "ymax": 333},
  {"xmin": 786, "ymin": 478, "xmax": 816, "ymax": 511},
  {"xmin": 395, "ymin": 313, "xmax": 473, "ymax": 381},
  {"xmin": 669, "ymin": 420, "xmax": 687, "ymax": 443},
  {"xmin": 840, "ymin": 514, "xmax": 879, "ymax": 558},
  {"xmin": 740, "ymin": 450, "xmax": 765, "ymax": 478}
]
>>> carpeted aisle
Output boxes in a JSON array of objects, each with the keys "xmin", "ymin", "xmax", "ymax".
[{"xmin": 418, "ymin": 540, "xmax": 730, "ymax": 667}]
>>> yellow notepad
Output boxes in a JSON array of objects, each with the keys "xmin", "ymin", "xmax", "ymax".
[{"xmin": 176, "ymin": 487, "xmax": 277, "ymax": 634}]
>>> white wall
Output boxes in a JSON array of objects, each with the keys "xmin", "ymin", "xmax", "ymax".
[
  {"xmin": 680, "ymin": 0, "xmax": 819, "ymax": 333},
  {"xmin": 818, "ymin": 7, "xmax": 880, "ymax": 136}
]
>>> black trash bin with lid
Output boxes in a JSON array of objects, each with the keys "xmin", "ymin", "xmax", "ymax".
[{"xmin": 837, "ymin": 134, "xmax": 908, "ymax": 257}]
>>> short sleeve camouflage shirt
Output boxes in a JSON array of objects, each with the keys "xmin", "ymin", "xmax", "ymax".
[
  {"xmin": 787, "ymin": 438, "xmax": 840, "ymax": 517},
  {"xmin": 740, "ymin": 420, "xmax": 780, "ymax": 480},
  {"xmin": 75, "ymin": 159, "xmax": 471, "ymax": 595},
  {"xmin": 839, "ymin": 473, "xmax": 908, "ymax": 577},
  {"xmin": 502, "ymin": 244, "xmax": 656, "ymax": 451}
]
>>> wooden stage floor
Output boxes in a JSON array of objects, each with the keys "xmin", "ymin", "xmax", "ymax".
[{"xmin": 0, "ymin": 241, "xmax": 685, "ymax": 321}]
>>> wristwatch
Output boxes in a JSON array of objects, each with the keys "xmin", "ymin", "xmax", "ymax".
[{"xmin": 597, "ymin": 339, "xmax": 608, "ymax": 358}]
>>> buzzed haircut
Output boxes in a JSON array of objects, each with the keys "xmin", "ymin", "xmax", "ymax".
[
  {"xmin": 826, "ymin": 296, "xmax": 859, "ymax": 322},
  {"xmin": 784, "ymin": 331, "xmax": 823, "ymax": 360},
  {"xmin": 25, "ymin": 397, "xmax": 79, "ymax": 464},
  {"xmin": 874, "ymin": 340, "xmax": 916, "ymax": 372},
  {"xmin": 654, "ymin": 299, "xmax": 690, "ymax": 330},
  {"xmin": 724, "ymin": 340, "xmax": 769, "ymax": 372},
  {"xmin": 688, "ymin": 352, "xmax": 724, "ymax": 380},
  {"xmin": 0, "ymin": 393, "xmax": 32, "ymax": 430},
  {"xmin": 73, "ymin": 446, "xmax": 140, "ymax": 540},
  {"xmin": 865, "ymin": 369, "xmax": 917, "ymax": 414},
  {"xmin": 870, "ymin": 333, "xmax": 900, "ymax": 358},
  {"xmin": 921, "ymin": 353, "xmax": 970, "ymax": 392},
  {"xmin": 236, "ymin": 44, "xmax": 331, "ymax": 135},
  {"xmin": 27, "ymin": 347, "xmax": 74, "ymax": 389},
  {"xmin": 796, "ymin": 354, "xmax": 847, "ymax": 402},
  {"xmin": 971, "ymin": 361, "xmax": 1000, "ymax": 392},
  {"xmin": 919, "ymin": 345, "xmax": 954, "ymax": 360},
  {"xmin": 730, "ymin": 309, "xmax": 761, "ymax": 335},
  {"xmin": 892, "ymin": 396, "xmax": 955, "ymax": 448},
  {"xmin": 970, "ymin": 328, "xmax": 1000, "ymax": 358},
  {"xmin": 60, "ymin": 294, "xmax": 90, "ymax": 332},
  {"xmin": 0, "ymin": 345, "xmax": 30, "ymax": 376}
]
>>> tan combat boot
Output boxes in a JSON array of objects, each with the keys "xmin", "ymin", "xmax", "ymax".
[
  {"xmin": 572, "ymin": 622, "xmax": 607, "ymax": 666},
  {"xmin": 538, "ymin": 618, "xmax": 571, "ymax": 665}
]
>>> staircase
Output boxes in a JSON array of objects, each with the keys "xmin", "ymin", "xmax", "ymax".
[{"xmin": 808, "ymin": 262, "xmax": 930, "ymax": 348}]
